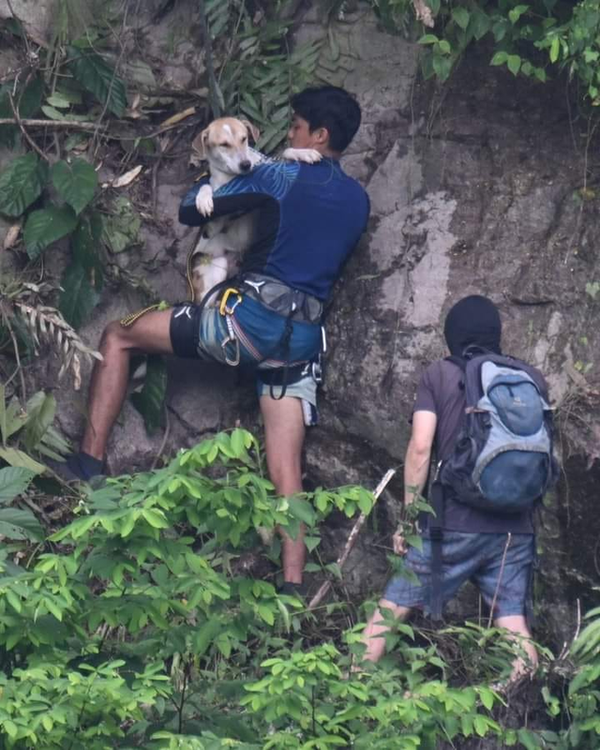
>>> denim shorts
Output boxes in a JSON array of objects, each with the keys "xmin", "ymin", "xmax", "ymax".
[
  {"xmin": 383, "ymin": 531, "xmax": 534, "ymax": 618},
  {"xmin": 169, "ymin": 295, "xmax": 320, "ymax": 407}
]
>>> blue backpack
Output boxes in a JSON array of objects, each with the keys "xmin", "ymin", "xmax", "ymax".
[{"xmin": 439, "ymin": 352, "xmax": 558, "ymax": 512}]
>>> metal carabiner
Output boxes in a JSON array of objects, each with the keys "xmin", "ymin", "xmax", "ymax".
[
  {"xmin": 221, "ymin": 310, "xmax": 240, "ymax": 366},
  {"xmin": 219, "ymin": 287, "xmax": 242, "ymax": 316},
  {"xmin": 221, "ymin": 335, "xmax": 240, "ymax": 366}
]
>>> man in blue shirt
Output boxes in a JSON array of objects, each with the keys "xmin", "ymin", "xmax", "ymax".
[{"xmin": 59, "ymin": 86, "xmax": 370, "ymax": 593}]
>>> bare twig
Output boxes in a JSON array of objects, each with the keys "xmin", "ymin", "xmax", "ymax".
[
  {"xmin": 0, "ymin": 118, "xmax": 100, "ymax": 129},
  {"xmin": 308, "ymin": 469, "xmax": 396, "ymax": 610}
]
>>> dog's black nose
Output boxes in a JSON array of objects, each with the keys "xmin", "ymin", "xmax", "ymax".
[{"xmin": 239, "ymin": 160, "xmax": 251, "ymax": 172}]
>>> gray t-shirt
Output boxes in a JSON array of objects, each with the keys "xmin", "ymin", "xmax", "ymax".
[{"xmin": 413, "ymin": 358, "xmax": 548, "ymax": 533}]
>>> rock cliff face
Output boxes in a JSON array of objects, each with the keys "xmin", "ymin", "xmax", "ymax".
[{"xmin": 2, "ymin": 0, "xmax": 599, "ymax": 651}]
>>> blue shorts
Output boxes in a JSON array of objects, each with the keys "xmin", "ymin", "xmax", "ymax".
[
  {"xmin": 383, "ymin": 531, "xmax": 534, "ymax": 618},
  {"xmin": 169, "ymin": 295, "xmax": 320, "ymax": 409}
]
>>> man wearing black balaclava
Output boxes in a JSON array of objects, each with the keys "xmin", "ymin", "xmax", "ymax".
[{"xmin": 360, "ymin": 296, "xmax": 550, "ymax": 685}]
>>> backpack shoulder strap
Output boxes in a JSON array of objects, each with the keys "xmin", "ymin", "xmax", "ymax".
[{"xmin": 444, "ymin": 355, "xmax": 466, "ymax": 372}]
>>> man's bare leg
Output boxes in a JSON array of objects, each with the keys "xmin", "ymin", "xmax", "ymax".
[
  {"xmin": 361, "ymin": 599, "xmax": 412, "ymax": 663},
  {"xmin": 81, "ymin": 310, "xmax": 174, "ymax": 461},
  {"xmin": 494, "ymin": 614, "xmax": 538, "ymax": 683},
  {"xmin": 260, "ymin": 395, "xmax": 305, "ymax": 584}
]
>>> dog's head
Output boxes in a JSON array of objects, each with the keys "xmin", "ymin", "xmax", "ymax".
[{"xmin": 192, "ymin": 117, "xmax": 260, "ymax": 176}]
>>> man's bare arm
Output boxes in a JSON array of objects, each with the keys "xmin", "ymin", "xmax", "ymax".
[
  {"xmin": 393, "ymin": 410, "xmax": 437, "ymax": 555},
  {"xmin": 404, "ymin": 410, "xmax": 437, "ymax": 506}
]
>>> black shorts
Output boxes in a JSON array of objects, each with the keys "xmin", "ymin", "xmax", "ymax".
[{"xmin": 169, "ymin": 303, "xmax": 202, "ymax": 358}]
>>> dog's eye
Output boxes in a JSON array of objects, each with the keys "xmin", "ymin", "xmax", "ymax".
[{"xmin": 241, "ymin": 136, "xmax": 247, "ymax": 143}]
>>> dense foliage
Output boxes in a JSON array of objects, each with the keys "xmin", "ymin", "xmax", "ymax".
[
  {"xmin": 374, "ymin": 0, "xmax": 600, "ymax": 103},
  {"xmin": 0, "ymin": 427, "xmax": 596, "ymax": 747}
]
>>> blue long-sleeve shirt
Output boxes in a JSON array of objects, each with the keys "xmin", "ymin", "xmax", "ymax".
[{"xmin": 179, "ymin": 158, "xmax": 370, "ymax": 301}]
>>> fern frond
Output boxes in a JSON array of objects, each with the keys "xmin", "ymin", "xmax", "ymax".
[{"xmin": 14, "ymin": 303, "xmax": 102, "ymax": 391}]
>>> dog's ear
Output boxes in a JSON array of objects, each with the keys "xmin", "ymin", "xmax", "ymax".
[
  {"xmin": 239, "ymin": 119, "xmax": 260, "ymax": 144},
  {"xmin": 192, "ymin": 127, "xmax": 210, "ymax": 160}
]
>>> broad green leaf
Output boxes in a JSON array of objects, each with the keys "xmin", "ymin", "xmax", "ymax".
[
  {"xmin": 507, "ymin": 54, "xmax": 522, "ymax": 75},
  {"xmin": 131, "ymin": 355, "xmax": 167, "ymax": 435},
  {"xmin": 22, "ymin": 391, "xmax": 56, "ymax": 452},
  {"xmin": 68, "ymin": 46, "xmax": 128, "ymax": 117},
  {"xmin": 418, "ymin": 34, "xmax": 439, "ymax": 45},
  {"xmin": 0, "ymin": 466, "xmax": 35, "ymax": 504},
  {"xmin": 142, "ymin": 508, "xmax": 169, "ymax": 529},
  {"xmin": 46, "ymin": 93, "xmax": 72, "ymax": 109},
  {"xmin": 0, "ymin": 446, "xmax": 46, "ymax": 474},
  {"xmin": 287, "ymin": 495, "xmax": 316, "ymax": 526},
  {"xmin": 472, "ymin": 10, "xmax": 492, "ymax": 40},
  {"xmin": 550, "ymin": 36, "xmax": 560, "ymax": 63},
  {"xmin": 51, "ymin": 159, "xmax": 98, "ymax": 215},
  {"xmin": 509, "ymin": 5, "xmax": 529, "ymax": 23},
  {"xmin": 59, "ymin": 261, "xmax": 100, "ymax": 329},
  {"xmin": 452, "ymin": 7, "xmax": 470, "ymax": 30},
  {"xmin": 0, "ymin": 507, "xmax": 44, "ymax": 541},
  {"xmin": 17, "ymin": 75, "xmax": 44, "ymax": 118},
  {"xmin": 24, "ymin": 206, "xmax": 78, "ymax": 259},
  {"xmin": 41, "ymin": 105, "xmax": 66, "ymax": 121},
  {"xmin": 490, "ymin": 51, "xmax": 509, "ymax": 66},
  {"xmin": 72, "ymin": 210, "xmax": 104, "ymax": 289},
  {"xmin": 432, "ymin": 53, "xmax": 453, "ymax": 81},
  {"xmin": 0, "ymin": 153, "xmax": 48, "ymax": 217}
]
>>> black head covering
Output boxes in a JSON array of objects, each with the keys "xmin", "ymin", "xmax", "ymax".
[{"xmin": 443, "ymin": 295, "xmax": 502, "ymax": 357}]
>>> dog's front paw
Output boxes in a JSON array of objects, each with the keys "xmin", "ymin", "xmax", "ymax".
[
  {"xmin": 196, "ymin": 184, "xmax": 214, "ymax": 216},
  {"xmin": 282, "ymin": 147, "xmax": 323, "ymax": 164}
]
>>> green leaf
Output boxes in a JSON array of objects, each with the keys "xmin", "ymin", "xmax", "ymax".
[
  {"xmin": 72, "ymin": 210, "xmax": 104, "ymax": 289},
  {"xmin": 507, "ymin": 54, "xmax": 522, "ymax": 75},
  {"xmin": 0, "ymin": 466, "xmax": 35, "ymax": 504},
  {"xmin": 0, "ymin": 447, "xmax": 46, "ymax": 474},
  {"xmin": 432, "ymin": 53, "xmax": 453, "ymax": 81},
  {"xmin": 490, "ymin": 51, "xmax": 509, "ymax": 66},
  {"xmin": 0, "ymin": 153, "xmax": 48, "ymax": 217},
  {"xmin": 452, "ymin": 7, "xmax": 470, "ymax": 30},
  {"xmin": 130, "ymin": 355, "xmax": 167, "ymax": 435},
  {"xmin": 46, "ymin": 93, "xmax": 72, "ymax": 109},
  {"xmin": 287, "ymin": 495, "xmax": 316, "ymax": 526},
  {"xmin": 24, "ymin": 206, "xmax": 78, "ymax": 259},
  {"xmin": 18, "ymin": 75, "xmax": 44, "ymax": 118},
  {"xmin": 550, "ymin": 36, "xmax": 560, "ymax": 63},
  {"xmin": 418, "ymin": 34, "xmax": 439, "ymax": 45},
  {"xmin": 59, "ymin": 261, "xmax": 100, "ymax": 329},
  {"xmin": 41, "ymin": 105, "xmax": 66, "ymax": 121},
  {"xmin": 0, "ymin": 507, "xmax": 44, "ymax": 541},
  {"xmin": 22, "ymin": 391, "xmax": 56, "ymax": 452},
  {"xmin": 68, "ymin": 47, "xmax": 128, "ymax": 117},
  {"xmin": 51, "ymin": 159, "xmax": 98, "ymax": 215},
  {"xmin": 508, "ymin": 5, "xmax": 529, "ymax": 24},
  {"xmin": 142, "ymin": 508, "xmax": 169, "ymax": 529}
]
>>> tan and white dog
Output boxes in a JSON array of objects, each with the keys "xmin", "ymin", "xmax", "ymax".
[{"xmin": 189, "ymin": 117, "xmax": 321, "ymax": 304}]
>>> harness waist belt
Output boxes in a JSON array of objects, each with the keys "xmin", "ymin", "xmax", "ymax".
[{"xmin": 240, "ymin": 273, "xmax": 323, "ymax": 324}]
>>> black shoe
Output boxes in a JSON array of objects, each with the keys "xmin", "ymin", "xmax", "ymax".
[{"xmin": 46, "ymin": 452, "xmax": 104, "ymax": 482}]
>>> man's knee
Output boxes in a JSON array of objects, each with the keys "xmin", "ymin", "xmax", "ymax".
[{"xmin": 100, "ymin": 321, "xmax": 129, "ymax": 351}]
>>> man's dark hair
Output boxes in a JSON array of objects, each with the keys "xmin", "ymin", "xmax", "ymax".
[{"xmin": 290, "ymin": 86, "xmax": 361, "ymax": 152}]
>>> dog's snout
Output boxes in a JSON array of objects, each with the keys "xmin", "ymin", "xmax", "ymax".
[{"xmin": 239, "ymin": 160, "xmax": 251, "ymax": 173}]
